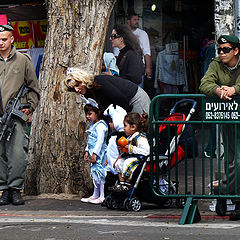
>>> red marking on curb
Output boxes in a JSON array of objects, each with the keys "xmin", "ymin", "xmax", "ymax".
[
  {"xmin": 147, "ymin": 215, "xmax": 230, "ymax": 220},
  {"xmin": 0, "ymin": 213, "xmax": 78, "ymax": 217}
]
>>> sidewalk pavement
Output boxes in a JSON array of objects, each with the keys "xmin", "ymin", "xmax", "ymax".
[{"xmin": 0, "ymin": 193, "xmax": 232, "ymax": 222}]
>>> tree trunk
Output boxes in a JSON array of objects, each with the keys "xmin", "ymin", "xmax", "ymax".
[
  {"xmin": 214, "ymin": 0, "xmax": 235, "ymax": 38},
  {"xmin": 25, "ymin": 0, "xmax": 116, "ymax": 195}
]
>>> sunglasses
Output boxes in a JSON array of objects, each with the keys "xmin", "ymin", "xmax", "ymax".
[
  {"xmin": 110, "ymin": 33, "xmax": 121, "ymax": 40},
  {"xmin": 217, "ymin": 47, "xmax": 233, "ymax": 54}
]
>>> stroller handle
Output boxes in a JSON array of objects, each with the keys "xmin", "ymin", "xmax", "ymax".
[{"xmin": 170, "ymin": 99, "xmax": 197, "ymax": 115}]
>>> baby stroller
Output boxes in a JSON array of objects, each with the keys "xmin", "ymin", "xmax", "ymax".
[{"xmin": 105, "ymin": 99, "xmax": 197, "ymax": 212}]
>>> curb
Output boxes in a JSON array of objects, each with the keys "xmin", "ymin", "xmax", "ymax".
[{"xmin": 147, "ymin": 214, "xmax": 230, "ymax": 220}]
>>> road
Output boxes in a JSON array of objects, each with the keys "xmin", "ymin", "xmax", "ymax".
[
  {"xmin": 0, "ymin": 197, "xmax": 239, "ymax": 240},
  {"xmin": 1, "ymin": 214, "xmax": 240, "ymax": 240}
]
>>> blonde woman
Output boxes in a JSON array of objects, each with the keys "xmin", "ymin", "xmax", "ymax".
[{"xmin": 64, "ymin": 67, "xmax": 150, "ymax": 115}]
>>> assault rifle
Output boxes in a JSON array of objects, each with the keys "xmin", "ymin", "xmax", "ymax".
[{"xmin": 0, "ymin": 84, "xmax": 30, "ymax": 142}]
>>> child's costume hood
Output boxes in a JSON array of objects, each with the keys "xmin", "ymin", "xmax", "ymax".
[{"xmin": 104, "ymin": 104, "xmax": 127, "ymax": 131}]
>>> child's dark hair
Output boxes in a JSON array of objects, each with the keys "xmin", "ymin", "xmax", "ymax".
[
  {"xmin": 84, "ymin": 104, "xmax": 103, "ymax": 120},
  {"xmin": 124, "ymin": 112, "xmax": 149, "ymax": 133}
]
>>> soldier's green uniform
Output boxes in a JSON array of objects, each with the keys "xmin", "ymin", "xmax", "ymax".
[
  {"xmin": 200, "ymin": 35, "xmax": 240, "ymax": 219},
  {"xmin": 200, "ymin": 52, "xmax": 240, "ymax": 196},
  {"xmin": 0, "ymin": 24, "xmax": 40, "ymax": 205}
]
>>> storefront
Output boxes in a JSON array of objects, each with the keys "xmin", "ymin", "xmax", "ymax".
[
  {"xmin": 0, "ymin": 0, "xmax": 219, "ymax": 94},
  {"xmin": 0, "ymin": 1, "xmax": 46, "ymax": 78},
  {"xmin": 110, "ymin": 0, "xmax": 215, "ymax": 94}
]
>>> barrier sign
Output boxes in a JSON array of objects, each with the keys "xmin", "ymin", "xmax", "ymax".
[{"xmin": 204, "ymin": 96, "xmax": 240, "ymax": 121}]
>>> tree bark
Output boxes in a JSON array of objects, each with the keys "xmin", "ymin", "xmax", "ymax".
[{"xmin": 25, "ymin": 0, "xmax": 116, "ymax": 195}]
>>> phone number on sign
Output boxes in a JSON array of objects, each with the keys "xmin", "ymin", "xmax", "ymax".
[{"xmin": 205, "ymin": 111, "xmax": 240, "ymax": 120}]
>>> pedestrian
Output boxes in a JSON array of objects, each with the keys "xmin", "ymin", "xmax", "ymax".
[
  {"xmin": 199, "ymin": 35, "xmax": 240, "ymax": 220},
  {"xmin": 63, "ymin": 67, "xmax": 150, "ymax": 115},
  {"xmin": 104, "ymin": 24, "xmax": 144, "ymax": 85},
  {"xmin": 80, "ymin": 99, "xmax": 108, "ymax": 204},
  {"xmin": 127, "ymin": 11, "xmax": 152, "ymax": 88},
  {"xmin": 0, "ymin": 23, "xmax": 40, "ymax": 205},
  {"xmin": 110, "ymin": 112, "xmax": 150, "ymax": 192},
  {"xmin": 201, "ymin": 35, "xmax": 217, "ymax": 158}
]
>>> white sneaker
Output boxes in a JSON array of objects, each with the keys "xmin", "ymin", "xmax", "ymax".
[
  {"xmin": 89, "ymin": 197, "xmax": 105, "ymax": 204},
  {"xmin": 81, "ymin": 196, "xmax": 97, "ymax": 203}
]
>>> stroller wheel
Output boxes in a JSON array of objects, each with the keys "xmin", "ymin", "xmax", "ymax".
[
  {"xmin": 123, "ymin": 198, "xmax": 131, "ymax": 211},
  {"xmin": 105, "ymin": 195, "xmax": 113, "ymax": 209},
  {"xmin": 175, "ymin": 198, "xmax": 186, "ymax": 209},
  {"xmin": 129, "ymin": 197, "xmax": 142, "ymax": 212},
  {"xmin": 110, "ymin": 197, "xmax": 121, "ymax": 209}
]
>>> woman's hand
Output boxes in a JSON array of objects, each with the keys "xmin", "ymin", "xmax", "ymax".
[
  {"xmin": 101, "ymin": 67, "xmax": 113, "ymax": 76},
  {"xmin": 91, "ymin": 153, "xmax": 97, "ymax": 164},
  {"xmin": 84, "ymin": 151, "xmax": 89, "ymax": 162}
]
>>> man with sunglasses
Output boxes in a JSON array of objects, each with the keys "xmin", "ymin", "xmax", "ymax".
[{"xmin": 200, "ymin": 35, "xmax": 240, "ymax": 220}]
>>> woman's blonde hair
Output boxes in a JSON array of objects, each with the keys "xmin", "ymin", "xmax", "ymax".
[{"xmin": 63, "ymin": 67, "xmax": 95, "ymax": 91}]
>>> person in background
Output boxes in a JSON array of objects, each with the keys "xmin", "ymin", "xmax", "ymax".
[
  {"xmin": 0, "ymin": 23, "xmax": 40, "ymax": 206},
  {"xmin": 81, "ymin": 99, "xmax": 108, "ymax": 204},
  {"xmin": 104, "ymin": 24, "xmax": 144, "ymax": 85},
  {"xmin": 201, "ymin": 36, "xmax": 217, "ymax": 158},
  {"xmin": 199, "ymin": 35, "xmax": 240, "ymax": 220},
  {"xmin": 127, "ymin": 11, "xmax": 152, "ymax": 88}
]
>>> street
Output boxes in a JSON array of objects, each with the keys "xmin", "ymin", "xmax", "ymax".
[
  {"xmin": 1, "ymin": 214, "xmax": 240, "ymax": 240},
  {"xmin": 0, "ymin": 197, "xmax": 240, "ymax": 240}
]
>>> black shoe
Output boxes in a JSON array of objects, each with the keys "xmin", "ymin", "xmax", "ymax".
[
  {"xmin": 230, "ymin": 202, "xmax": 240, "ymax": 220},
  {"xmin": 115, "ymin": 183, "xmax": 132, "ymax": 193},
  {"xmin": 230, "ymin": 209, "xmax": 240, "ymax": 220},
  {"xmin": 10, "ymin": 189, "xmax": 24, "ymax": 205},
  {"xmin": 0, "ymin": 189, "xmax": 11, "ymax": 205}
]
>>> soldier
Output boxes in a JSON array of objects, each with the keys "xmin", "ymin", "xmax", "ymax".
[
  {"xmin": 199, "ymin": 35, "xmax": 240, "ymax": 220},
  {"xmin": 0, "ymin": 23, "xmax": 40, "ymax": 205}
]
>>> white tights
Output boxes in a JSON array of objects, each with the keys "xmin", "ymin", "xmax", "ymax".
[{"xmin": 92, "ymin": 180, "xmax": 105, "ymax": 200}]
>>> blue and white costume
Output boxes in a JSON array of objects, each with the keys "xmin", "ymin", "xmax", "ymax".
[{"xmin": 86, "ymin": 120, "xmax": 108, "ymax": 186}]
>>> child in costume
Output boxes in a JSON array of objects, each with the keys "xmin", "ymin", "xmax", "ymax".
[
  {"xmin": 112, "ymin": 112, "xmax": 150, "ymax": 192},
  {"xmin": 103, "ymin": 104, "xmax": 127, "ymax": 196},
  {"xmin": 81, "ymin": 98, "xmax": 108, "ymax": 204},
  {"xmin": 103, "ymin": 52, "xmax": 119, "ymax": 76}
]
